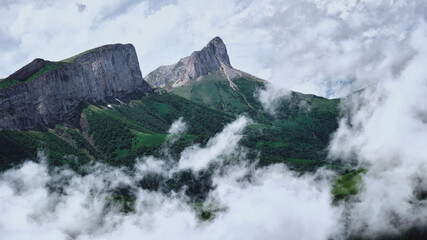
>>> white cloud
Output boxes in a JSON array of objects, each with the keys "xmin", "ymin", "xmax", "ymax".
[
  {"xmin": 252, "ymin": 0, "xmax": 424, "ymax": 113},
  {"xmin": 167, "ymin": 117, "xmax": 187, "ymax": 143},
  {"xmin": 328, "ymin": 22, "xmax": 427, "ymax": 237},
  {"xmin": 178, "ymin": 116, "xmax": 250, "ymax": 171},
  {"xmin": 255, "ymin": 83, "xmax": 291, "ymax": 115}
]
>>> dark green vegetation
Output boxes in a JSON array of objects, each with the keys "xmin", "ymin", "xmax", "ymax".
[
  {"xmin": 332, "ymin": 168, "xmax": 366, "ymax": 202},
  {"xmin": 0, "ymin": 129, "xmax": 90, "ymax": 171}
]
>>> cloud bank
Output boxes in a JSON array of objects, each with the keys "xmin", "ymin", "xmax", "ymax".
[{"xmin": 328, "ymin": 22, "xmax": 427, "ymax": 237}]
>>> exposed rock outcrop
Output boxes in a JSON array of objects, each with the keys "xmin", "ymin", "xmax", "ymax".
[
  {"xmin": 0, "ymin": 44, "xmax": 152, "ymax": 130},
  {"xmin": 145, "ymin": 37, "xmax": 257, "ymax": 89}
]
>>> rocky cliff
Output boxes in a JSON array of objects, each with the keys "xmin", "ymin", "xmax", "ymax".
[
  {"xmin": 145, "ymin": 37, "xmax": 258, "ymax": 89},
  {"xmin": 0, "ymin": 44, "xmax": 152, "ymax": 130}
]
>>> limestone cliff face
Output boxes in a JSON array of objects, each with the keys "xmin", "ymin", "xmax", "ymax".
[
  {"xmin": 146, "ymin": 37, "xmax": 242, "ymax": 88},
  {"xmin": 0, "ymin": 44, "xmax": 152, "ymax": 130}
]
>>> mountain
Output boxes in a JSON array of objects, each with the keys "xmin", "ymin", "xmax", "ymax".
[
  {"xmin": 145, "ymin": 37, "xmax": 268, "ymax": 118},
  {"xmin": 0, "ymin": 44, "xmax": 152, "ymax": 130},
  {"xmin": 0, "ymin": 38, "xmax": 341, "ymax": 192}
]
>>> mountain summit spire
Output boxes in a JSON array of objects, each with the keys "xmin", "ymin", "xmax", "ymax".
[
  {"xmin": 204, "ymin": 36, "xmax": 231, "ymax": 66},
  {"xmin": 185, "ymin": 36, "xmax": 231, "ymax": 79}
]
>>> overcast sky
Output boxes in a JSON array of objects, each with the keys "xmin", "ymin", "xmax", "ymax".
[{"xmin": 1, "ymin": 0, "xmax": 426, "ymax": 97}]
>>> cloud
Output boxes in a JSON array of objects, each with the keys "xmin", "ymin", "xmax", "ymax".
[
  {"xmin": 255, "ymin": 83, "xmax": 291, "ymax": 115},
  {"xmin": 166, "ymin": 117, "xmax": 187, "ymax": 144},
  {"xmin": 251, "ymin": 0, "xmax": 425, "ymax": 113},
  {"xmin": 256, "ymin": 0, "xmax": 422, "ymax": 96},
  {"xmin": 0, "ymin": 117, "xmax": 341, "ymax": 240},
  {"xmin": 178, "ymin": 116, "xmax": 250, "ymax": 171},
  {"xmin": 204, "ymin": 164, "xmax": 341, "ymax": 240},
  {"xmin": 0, "ymin": 162, "xmax": 340, "ymax": 240},
  {"xmin": 328, "ymin": 22, "xmax": 427, "ymax": 237}
]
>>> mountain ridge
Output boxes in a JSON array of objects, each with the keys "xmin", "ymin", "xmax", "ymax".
[{"xmin": 0, "ymin": 43, "xmax": 152, "ymax": 130}]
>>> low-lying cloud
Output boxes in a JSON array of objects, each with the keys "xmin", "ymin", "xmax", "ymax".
[
  {"xmin": 178, "ymin": 116, "xmax": 250, "ymax": 171},
  {"xmin": 0, "ymin": 117, "xmax": 341, "ymax": 240}
]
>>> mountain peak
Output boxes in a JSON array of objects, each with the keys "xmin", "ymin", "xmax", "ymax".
[
  {"xmin": 146, "ymin": 37, "xmax": 236, "ymax": 88},
  {"xmin": 197, "ymin": 36, "xmax": 231, "ymax": 67},
  {"xmin": 208, "ymin": 36, "xmax": 224, "ymax": 44},
  {"xmin": 205, "ymin": 37, "xmax": 228, "ymax": 60}
]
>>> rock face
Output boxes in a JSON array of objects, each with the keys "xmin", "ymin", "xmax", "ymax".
[
  {"xmin": 0, "ymin": 44, "xmax": 152, "ymax": 130},
  {"xmin": 145, "ymin": 37, "xmax": 250, "ymax": 89}
]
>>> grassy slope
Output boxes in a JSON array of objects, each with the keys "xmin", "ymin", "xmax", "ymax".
[{"xmin": 171, "ymin": 71, "xmax": 258, "ymax": 116}]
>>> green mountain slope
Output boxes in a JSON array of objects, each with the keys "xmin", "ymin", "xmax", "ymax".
[
  {"xmin": 171, "ymin": 71, "xmax": 263, "ymax": 116},
  {"xmin": 170, "ymin": 71, "xmax": 340, "ymax": 170}
]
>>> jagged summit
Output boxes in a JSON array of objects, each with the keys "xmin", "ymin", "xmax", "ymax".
[
  {"xmin": 145, "ymin": 37, "xmax": 258, "ymax": 89},
  {"xmin": 197, "ymin": 36, "xmax": 231, "ymax": 67}
]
